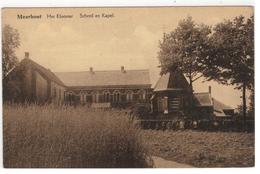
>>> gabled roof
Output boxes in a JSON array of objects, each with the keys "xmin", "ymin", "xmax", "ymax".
[
  {"xmin": 194, "ymin": 92, "xmax": 233, "ymax": 117},
  {"xmin": 213, "ymin": 110, "xmax": 228, "ymax": 117},
  {"xmin": 194, "ymin": 93, "xmax": 213, "ymax": 107},
  {"xmin": 153, "ymin": 70, "xmax": 190, "ymax": 92},
  {"xmin": 54, "ymin": 69, "xmax": 151, "ymax": 87},
  {"xmin": 153, "ymin": 73, "xmax": 170, "ymax": 91},
  {"xmin": 20, "ymin": 58, "xmax": 65, "ymax": 86},
  {"xmin": 212, "ymin": 98, "xmax": 233, "ymax": 111}
]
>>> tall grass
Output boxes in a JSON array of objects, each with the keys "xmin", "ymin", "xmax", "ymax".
[{"xmin": 3, "ymin": 104, "xmax": 152, "ymax": 168}]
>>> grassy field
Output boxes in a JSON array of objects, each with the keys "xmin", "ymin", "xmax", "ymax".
[
  {"xmin": 3, "ymin": 104, "xmax": 255, "ymax": 168},
  {"xmin": 142, "ymin": 130, "xmax": 254, "ymax": 167},
  {"xmin": 3, "ymin": 104, "xmax": 152, "ymax": 168}
]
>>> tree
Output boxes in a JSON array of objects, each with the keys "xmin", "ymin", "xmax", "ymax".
[
  {"xmin": 248, "ymin": 88, "xmax": 254, "ymax": 118},
  {"xmin": 198, "ymin": 15, "xmax": 254, "ymax": 125},
  {"xmin": 158, "ymin": 16, "xmax": 211, "ymax": 92},
  {"xmin": 2, "ymin": 25, "xmax": 20, "ymax": 78}
]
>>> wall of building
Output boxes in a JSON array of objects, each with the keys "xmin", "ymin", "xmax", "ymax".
[
  {"xmin": 64, "ymin": 87, "xmax": 152, "ymax": 106},
  {"xmin": 34, "ymin": 70, "xmax": 66, "ymax": 104},
  {"xmin": 50, "ymin": 81, "xmax": 66, "ymax": 104},
  {"xmin": 152, "ymin": 90, "xmax": 191, "ymax": 114},
  {"xmin": 21, "ymin": 64, "xmax": 33, "ymax": 101},
  {"xmin": 35, "ymin": 71, "xmax": 48, "ymax": 103}
]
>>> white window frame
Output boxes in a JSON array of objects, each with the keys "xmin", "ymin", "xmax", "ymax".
[
  {"xmin": 126, "ymin": 90, "xmax": 133, "ymax": 102},
  {"xmin": 113, "ymin": 90, "xmax": 120, "ymax": 103},
  {"xmin": 103, "ymin": 90, "xmax": 110, "ymax": 102}
]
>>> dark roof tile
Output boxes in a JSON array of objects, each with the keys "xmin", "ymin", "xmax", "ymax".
[
  {"xmin": 194, "ymin": 93, "xmax": 213, "ymax": 107},
  {"xmin": 153, "ymin": 70, "xmax": 189, "ymax": 92},
  {"xmin": 54, "ymin": 69, "xmax": 151, "ymax": 87}
]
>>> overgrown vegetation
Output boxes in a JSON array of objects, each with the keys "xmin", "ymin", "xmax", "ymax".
[
  {"xmin": 3, "ymin": 104, "xmax": 255, "ymax": 168},
  {"xmin": 3, "ymin": 104, "xmax": 152, "ymax": 168}
]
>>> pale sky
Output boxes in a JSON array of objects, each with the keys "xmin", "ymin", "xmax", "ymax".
[{"xmin": 2, "ymin": 7, "xmax": 253, "ymax": 108}]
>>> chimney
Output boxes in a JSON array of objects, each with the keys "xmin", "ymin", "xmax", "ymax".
[
  {"xmin": 208, "ymin": 86, "xmax": 211, "ymax": 94},
  {"xmin": 25, "ymin": 52, "xmax": 29, "ymax": 59},
  {"xmin": 89, "ymin": 67, "xmax": 94, "ymax": 74},
  {"xmin": 121, "ymin": 66, "xmax": 126, "ymax": 73}
]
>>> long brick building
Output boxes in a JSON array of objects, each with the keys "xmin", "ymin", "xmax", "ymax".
[
  {"xmin": 55, "ymin": 66, "xmax": 152, "ymax": 107},
  {"xmin": 3, "ymin": 53, "xmax": 152, "ymax": 107}
]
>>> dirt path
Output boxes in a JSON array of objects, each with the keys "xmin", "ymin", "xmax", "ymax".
[{"xmin": 152, "ymin": 156, "xmax": 194, "ymax": 168}]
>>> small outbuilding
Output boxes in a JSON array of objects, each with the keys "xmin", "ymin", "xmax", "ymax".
[
  {"xmin": 151, "ymin": 69, "xmax": 192, "ymax": 115},
  {"xmin": 151, "ymin": 69, "xmax": 234, "ymax": 119}
]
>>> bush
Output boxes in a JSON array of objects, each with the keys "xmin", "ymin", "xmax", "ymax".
[
  {"xmin": 3, "ymin": 104, "xmax": 152, "ymax": 168},
  {"xmin": 131, "ymin": 103, "xmax": 151, "ymax": 119}
]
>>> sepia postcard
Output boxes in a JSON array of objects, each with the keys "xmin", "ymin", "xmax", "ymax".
[{"xmin": 1, "ymin": 6, "xmax": 254, "ymax": 168}]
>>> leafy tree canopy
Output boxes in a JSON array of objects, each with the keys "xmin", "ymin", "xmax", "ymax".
[
  {"xmin": 199, "ymin": 15, "xmax": 254, "ymax": 90},
  {"xmin": 158, "ymin": 16, "xmax": 211, "ymax": 90},
  {"xmin": 2, "ymin": 25, "xmax": 20, "ymax": 78}
]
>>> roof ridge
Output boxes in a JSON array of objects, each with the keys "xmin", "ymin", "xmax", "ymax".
[
  {"xmin": 212, "ymin": 97, "xmax": 232, "ymax": 109},
  {"xmin": 54, "ymin": 69, "xmax": 150, "ymax": 73},
  {"xmin": 153, "ymin": 72, "xmax": 170, "ymax": 91},
  {"xmin": 21, "ymin": 58, "xmax": 65, "ymax": 86},
  {"xmin": 194, "ymin": 92, "xmax": 210, "ymax": 94}
]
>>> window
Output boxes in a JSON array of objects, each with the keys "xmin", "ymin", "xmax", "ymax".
[
  {"xmin": 139, "ymin": 90, "xmax": 146, "ymax": 101},
  {"xmin": 157, "ymin": 97, "xmax": 163, "ymax": 112},
  {"xmin": 80, "ymin": 92, "xmax": 84, "ymax": 103},
  {"xmin": 66, "ymin": 92, "xmax": 73, "ymax": 104},
  {"xmin": 54, "ymin": 87, "xmax": 57, "ymax": 98},
  {"xmin": 103, "ymin": 91, "xmax": 110, "ymax": 102},
  {"xmin": 126, "ymin": 90, "xmax": 133, "ymax": 102},
  {"xmin": 86, "ymin": 95, "xmax": 92, "ymax": 103},
  {"xmin": 158, "ymin": 96, "xmax": 168, "ymax": 113},
  {"xmin": 92, "ymin": 92, "xmax": 99, "ymax": 103},
  {"xmin": 113, "ymin": 90, "xmax": 120, "ymax": 103},
  {"xmin": 59, "ymin": 89, "xmax": 61, "ymax": 100}
]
